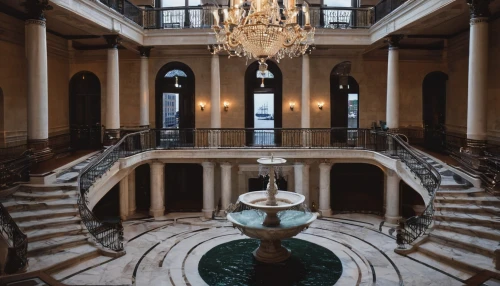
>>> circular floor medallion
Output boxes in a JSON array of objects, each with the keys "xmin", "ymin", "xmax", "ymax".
[{"xmin": 198, "ymin": 238, "xmax": 343, "ymax": 286}]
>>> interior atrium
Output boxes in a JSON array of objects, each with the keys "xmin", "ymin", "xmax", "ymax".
[{"xmin": 0, "ymin": 0, "xmax": 500, "ymax": 285}]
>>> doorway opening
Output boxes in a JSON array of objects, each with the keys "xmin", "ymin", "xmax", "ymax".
[
  {"xmin": 164, "ymin": 163, "xmax": 203, "ymax": 211},
  {"xmin": 69, "ymin": 71, "xmax": 101, "ymax": 150},
  {"xmin": 245, "ymin": 61, "xmax": 282, "ymax": 146},
  {"xmin": 330, "ymin": 67, "xmax": 359, "ymax": 144},
  {"xmin": 422, "ymin": 71, "xmax": 448, "ymax": 152}
]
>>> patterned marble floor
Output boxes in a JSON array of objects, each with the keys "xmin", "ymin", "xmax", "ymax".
[{"xmin": 60, "ymin": 213, "xmax": 465, "ymax": 286}]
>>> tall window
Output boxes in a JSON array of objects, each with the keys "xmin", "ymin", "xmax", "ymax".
[{"xmin": 162, "ymin": 69, "xmax": 186, "ymax": 128}]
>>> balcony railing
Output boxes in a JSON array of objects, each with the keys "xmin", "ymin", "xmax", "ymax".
[
  {"xmin": 374, "ymin": 0, "xmax": 408, "ymax": 22},
  {"xmin": 97, "ymin": 2, "xmax": 377, "ymax": 30}
]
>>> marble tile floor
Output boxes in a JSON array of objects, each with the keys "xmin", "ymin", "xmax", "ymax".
[{"xmin": 62, "ymin": 213, "xmax": 466, "ymax": 286}]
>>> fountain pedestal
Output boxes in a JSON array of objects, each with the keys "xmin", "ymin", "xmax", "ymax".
[{"xmin": 253, "ymin": 240, "xmax": 291, "ymax": 263}]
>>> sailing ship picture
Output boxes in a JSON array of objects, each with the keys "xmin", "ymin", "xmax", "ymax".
[{"xmin": 255, "ymin": 103, "xmax": 274, "ymax": 120}]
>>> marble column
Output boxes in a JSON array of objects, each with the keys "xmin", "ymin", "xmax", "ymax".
[
  {"xmin": 104, "ymin": 35, "xmax": 121, "ymax": 144},
  {"xmin": 119, "ymin": 176, "xmax": 129, "ymax": 220},
  {"xmin": 138, "ymin": 46, "xmax": 153, "ymax": 128},
  {"xmin": 318, "ymin": 163, "xmax": 332, "ymax": 216},
  {"xmin": 211, "ymin": 55, "xmax": 221, "ymax": 128},
  {"xmin": 301, "ymin": 54, "xmax": 310, "ymax": 129},
  {"xmin": 385, "ymin": 170, "xmax": 401, "ymax": 225},
  {"xmin": 202, "ymin": 162, "xmax": 215, "ymax": 219},
  {"xmin": 128, "ymin": 169, "xmax": 136, "ymax": 216},
  {"xmin": 220, "ymin": 162, "xmax": 232, "ymax": 212},
  {"xmin": 294, "ymin": 162, "xmax": 310, "ymax": 206},
  {"xmin": 386, "ymin": 35, "xmax": 403, "ymax": 129},
  {"xmin": 24, "ymin": 0, "xmax": 52, "ymax": 156},
  {"xmin": 466, "ymin": 0, "xmax": 491, "ymax": 141},
  {"xmin": 150, "ymin": 162, "xmax": 165, "ymax": 217}
]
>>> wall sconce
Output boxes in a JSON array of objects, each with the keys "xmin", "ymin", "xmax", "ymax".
[
  {"xmin": 223, "ymin": 101, "xmax": 229, "ymax": 111},
  {"xmin": 318, "ymin": 102, "xmax": 324, "ymax": 110},
  {"xmin": 289, "ymin": 102, "xmax": 295, "ymax": 111},
  {"xmin": 174, "ymin": 76, "xmax": 181, "ymax": 88},
  {"xmin": 199, "ymin": 102, "xmax": 205, "ymax": 111}
]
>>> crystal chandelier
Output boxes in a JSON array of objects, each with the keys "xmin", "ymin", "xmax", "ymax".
[{"xmin": 210, "ymin": 0, "xmax": 315, "ymax": 72}]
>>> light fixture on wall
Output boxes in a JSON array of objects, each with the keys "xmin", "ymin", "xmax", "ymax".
[
  {"xmin": 174, "ymin": 76, "xmax": 181, "ymax": 88},
  {"xmin": 318, "ymin": 102, "xmax": 324, "ymax": 110},
  {"xmin": 289, "ymin": 102, "xmax": 295, "ymax": 111},
  {"xmin": 260, "ymin": 77, "xmax": 265, "ymax": 88},
  {"xmin": 199, "ymin": 102, "xmax": 206, "ymax": 111},
  {"xmin": 224, "ymin": 101, "xmax": 229, "ymax": 111}
]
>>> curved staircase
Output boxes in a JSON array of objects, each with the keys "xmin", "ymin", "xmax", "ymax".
[
  {"xmin": 0, "ymin": 185, "xmax": 119, "ymax": 281},
  {"xmin": 403, "ymin": 155, "xmax": 500, "ymax": 281}
]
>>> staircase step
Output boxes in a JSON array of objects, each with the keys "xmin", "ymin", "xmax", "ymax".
[
  {"xmin": 429, "ymin": 229, "xmax": 498, "ymax": 257},
  {"xmin": 434, "ymin": 204, "xmax": 500, "ymax": 216},
  {"xmin": 27, "ymin": 224, "xmax": 86, "ymax": 243},
  {"xmin": 417, "ymin": 240, "xmax": 499, "ymax": 276},
  {"xmin": 28, "ymin": 235, "xmax": 89, "ymax": 256},
  {"xmin": 27, "ymin": 244, "xmax": 99, "ymax": 273},
  {"xmin": 433, "ymin": 212, "xmax": 500, "ymax": 229},
  {"xmin": 19, "ymin": 216, "xmax": 82, "ymax": 232},
  {"xmin": 434, "ymin": 221, "xmax": 500, "ymax": 242},
  {"xmin": 10, "ymin": 208, "xmax": 78, "ymax": 222},
  {"xmin": 52, "ymin": 254, "xmax": 111, "ymax": 281},
  {"xmin": 3, "ymin": 200, "xmax": 77, "ymax": 212},
  {"xmin": 12, "ymin": 191, "xmax": 75, "ymax": 201},
  {"xmin": 436, "ymin": 188, "xmax": 488, "ymax": 196},
  {"xmin": 434, "ymin": 196, "xmax": 500, "ymax": 207},
  {"xmin": 407, "ymin": 248, "xmax": 474, "ymax": 280}
]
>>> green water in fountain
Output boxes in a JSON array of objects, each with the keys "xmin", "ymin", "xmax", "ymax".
[{"xmin": 198, "ymin": 238, "xmax": 343, "ymax": 286}]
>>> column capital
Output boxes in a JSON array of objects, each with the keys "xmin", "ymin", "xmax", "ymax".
[
  {"xmin": 319, "ymin": 162, "xmax": 333, "ymax": 169},
  {"xmin": 385, "ymin": 35, "xmax": 404, "ymax": 50},
  {"xmin": 149, "ymin": 161, "xmax": 164, "ymax": 167},
  {"xmin": 202, "ymin": 161, "xmax": 215, "ymax": 168},
  {"xmin": 138, "ymin": 46, "xmax": 154, "ymax": 57},
  {"xmin": 21, "ymin": 0, "xmax": 52, "ymax": 21},
  {"xmin": 220, "ymin": 162, "xmax": 232, "ymax": 168},
  {"xmin": 103, "ymin": 35, "xmax": 121, "ymax": 49},
  {"xmin": 467, "ymin": 0, "xmax": 491, "ymax": 19}
]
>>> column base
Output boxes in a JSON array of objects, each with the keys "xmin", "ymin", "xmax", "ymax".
[
  {"xmin": 318, "ymin": 209, "xmax": 332, "ymax": 217},
  {"xmin": 28, "ymin": 139, "xmax": 53, "ymax": 163},
  {"xmin": 202, "ymin": 209, "xmax": 214, "ymax": 219},
  {"xmin": 149, "ymin": 208, "xmax": 165, "ymax": 218},
  {"xmin": 384, "ymin": 215, "xmax": 402, "ymax": 226},
  {"xmin": 128, "ymin": 208, "xmax": 136, "ymax": 216},
  {"xmin": 103, "ymin": 129, "xmax": 121, "ymax": 146}
]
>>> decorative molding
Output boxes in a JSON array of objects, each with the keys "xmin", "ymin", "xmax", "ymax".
[
  {"xmin": 466, "ymin": 0, "xmax": 491, "ymax": 19},
  {"xmin": 470, "ymin": 17, "xmax": 489, "ymax": 25},
  {"xmin": 138, "ymin": 46, "xmax": 153, "ymax": 57},
  {"xmin": 25, "ymin": 19, "xmax": 46, "ymax": 27},
  {"xmin": 21, "ymin": 0, "xmax": 53, "ymax": 21}
]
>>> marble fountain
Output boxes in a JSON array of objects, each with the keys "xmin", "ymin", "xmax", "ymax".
[{"xmin": 226, "ymin": 156, "xmax": 317, "ymax": 263}]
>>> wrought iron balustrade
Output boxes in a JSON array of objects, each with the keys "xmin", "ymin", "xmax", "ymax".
[
  {"xmin": 143, "ymin": 6, "xmax": 216, "ymax": 29},
  {"xmin": 0, "ymin": 150, "xmax": 32, "ymax": 190},
  {"xmin": 306, "ymin": 6, "xmax": 374, "ymax": 29},
  {"xmin": 388, "ymin": 133, "xmax": 441, "ymax": 248},
  {"xmin": 0, "ymin": 203, "xmax": 28, "ymax": 274}
]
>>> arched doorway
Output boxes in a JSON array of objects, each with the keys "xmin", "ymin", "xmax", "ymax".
[
  {"xmin": 245, "ymin": 60, "xmax": 283, "ymax": 146},
  {"xmin": 330, "ymin": 163, "xmax": 384, "ymax": 214},
  {"xmin": 69, "ymin": 71, "xmax": 101, "ymax": 150},
  {"xmin": 330, "ymin": 66, "xmax": 359, "ymax": 143},
  {"xmin": 422, "ymin": 71, "xmax": 447, "ymax": 151},
  {"xmin": 155, "ymin": 62, "xmax": 195, "ymax": 145},
  {"xmin": 165, "ymin": 163, "xmax": 203, "ymax": 212}
]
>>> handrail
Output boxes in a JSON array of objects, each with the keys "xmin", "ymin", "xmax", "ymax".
[
  {"xmin": 0, "ymin": 150, "xmax": 33, "ymax": 190},
  {"xmin": 77, "ymin": 130, "xmax": 151, "ymax": 251},
  {"xmin": 388, "ymin": 133, "xmax": 441, "ymax": 248}
]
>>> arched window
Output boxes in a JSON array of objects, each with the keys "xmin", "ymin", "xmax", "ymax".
[
  {"xmin": 165, "ymin": 69, "xmax": 188, "ymax": 78},
  {"xmin": 245, "ymin": 61, "xmax": 283, "ymax": 146}
]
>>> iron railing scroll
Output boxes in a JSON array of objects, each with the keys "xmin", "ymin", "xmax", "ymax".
[
  {"xmin": 0, "ymin": 150, "xmax": 32, "ymax": 190},
  {"xmin": 307, "ymin": 6, "xmax": 375, "ymax": 29},
  {"xmin": 77, "ymin": 130, "xmax": 153, "ymax": 251},
  {"xmin": 143, "ymin": 6, "xmax": 216, "ymax": 29},
  {"xmin": 388, "ymin": 134, "xmax": 441, "ymax": 248},
  {"xmin": 0, "ymin": 203, "xmax": 28, "ymax": 274}
]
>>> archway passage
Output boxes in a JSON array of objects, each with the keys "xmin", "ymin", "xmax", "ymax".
[
  {"xmin": 330, "ymin": 163, "xmax": 384, "ymax": 214},
  {"xmin": 164, "ymin": 163, "xmax": 203, "ymax": 212},
  {"xmin": 330, "ymin": 71, "xmax": 359, "ymax": 144},
  {"xmin": 422, "ymin": 71, "xmax": 448, "ymax": 152},
  {"xmin": 69, "ymin": 71, "xmax": 101, "ymax": 150},
  {"xmin": 245, "ymin": 60, "xmax": 283, "ymax": 146}
]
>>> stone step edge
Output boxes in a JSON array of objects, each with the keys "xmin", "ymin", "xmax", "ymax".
[
  {"xmin": 43, "ymin": 249, "xmax": 101, "ymax": 276},
  {"xmin": 428, "ymin": 232, "xmax": 495, "ymax": 258},
  {"xmin": 5, "ymin": 203, "xmax": 78, "ymax": 212},
  {"xmin": 418, "ymin": 244, "xmax": 497, "ymax": 275},
  {"xmin": 433, "ymin": 215, "xmax": 500, "ymax": 227},
  {"xmin": 28, "ymin": 237, "xmax": 90, "ymax": 256},
  {"xmin": 12, "ymin": 210, "xmax": 79, "ymax": 222},
  {"xmin": 28, "ymin": 228, "xmax": 87, "ymax": 243},
  {"xmin": 19, "ymin": 217, "xmax": 82, "ymax": 231},
  {"xmin": 434, "ymin": 205, "xmax": 500, "ymax": 215},
  {"xmin": 434, "ymin": 222, "xmax": 500, "ymax": 242}
]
